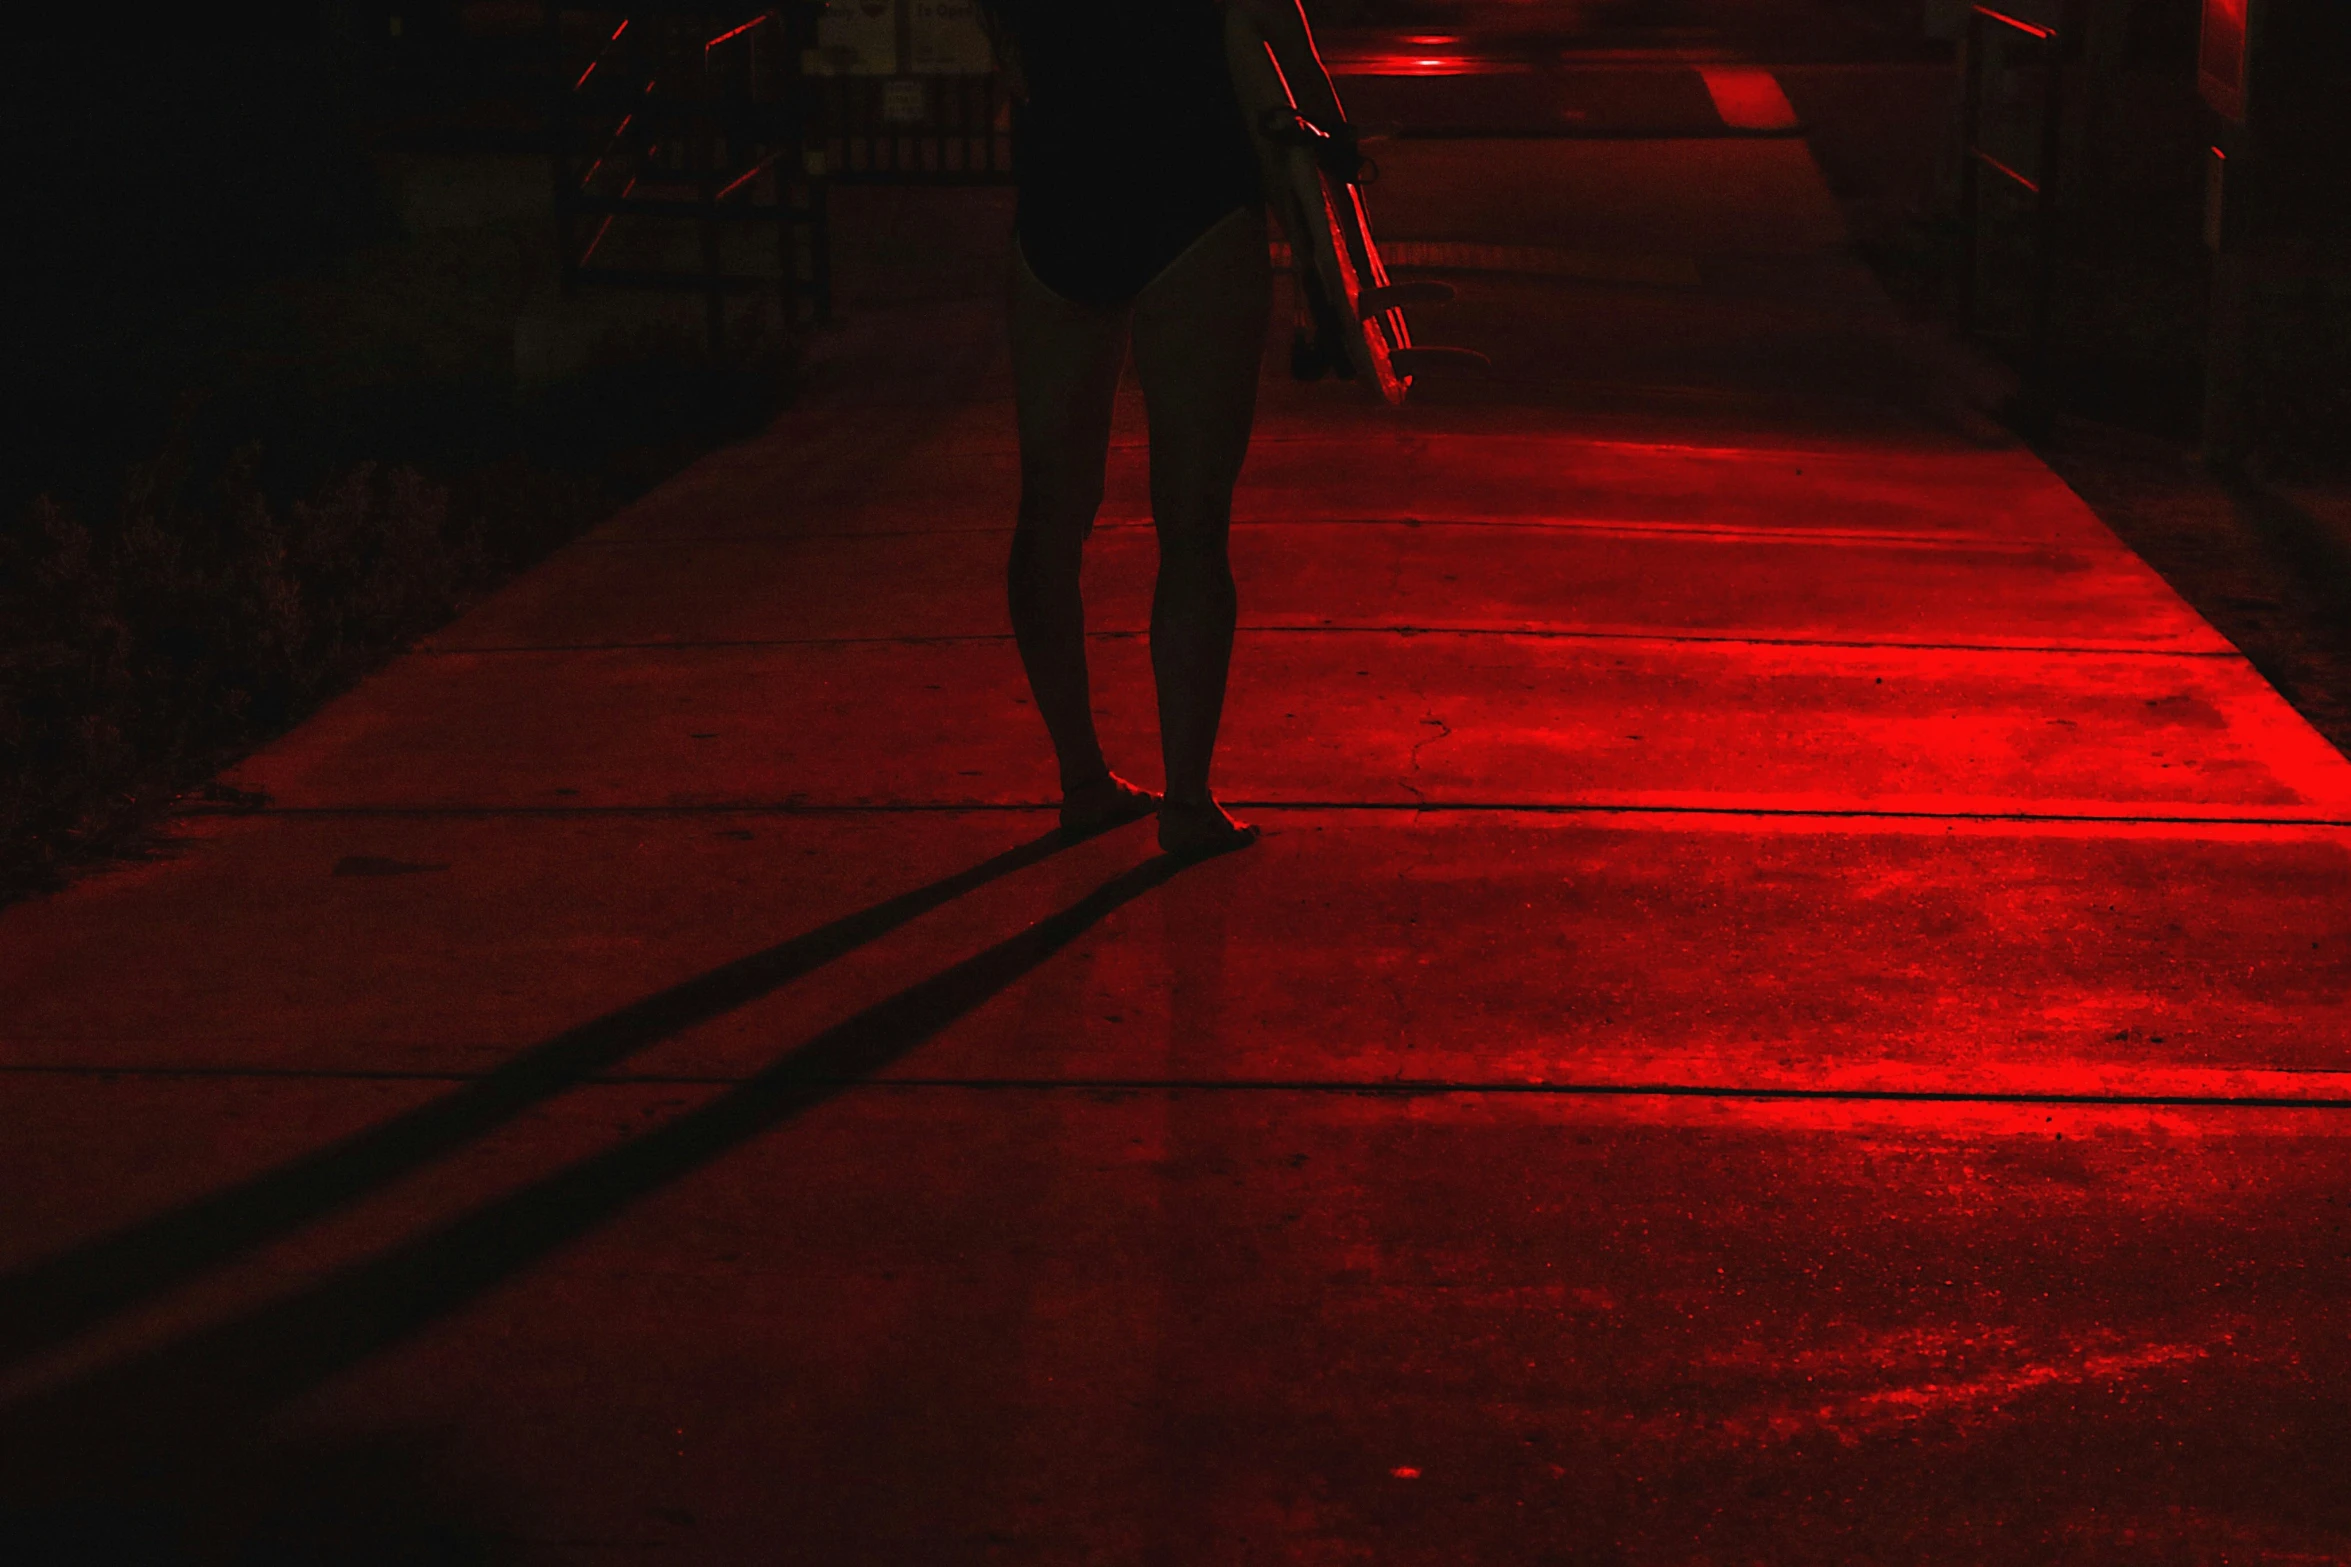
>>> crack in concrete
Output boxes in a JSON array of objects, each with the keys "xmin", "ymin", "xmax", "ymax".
[
  {"xmin": 1380, "ymin": 963, "xmax": 1417, "ymax": 1078},
  {"xmin": 1407, "ymin": 714, "xmax": 1455, "ymax": 796}
]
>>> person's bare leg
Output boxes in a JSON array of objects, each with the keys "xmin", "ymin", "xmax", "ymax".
[
  {"xmin": 1008, "ymin": 243, "xmax": 1157, "ymax": 833},
  {"xmin": 1131, "ymin": 207, "xmax": 1272, "ymax": 855}
]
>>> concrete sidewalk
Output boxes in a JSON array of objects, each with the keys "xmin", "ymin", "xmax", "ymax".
[{"xmin": 6, "ymin": 129, "xmax": 2351, "ymax": 1563}]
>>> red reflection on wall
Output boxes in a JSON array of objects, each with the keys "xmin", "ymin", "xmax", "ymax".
[{"xmin": 2199, "ymin": 0, "xmax": 2248, "ymax": 120}]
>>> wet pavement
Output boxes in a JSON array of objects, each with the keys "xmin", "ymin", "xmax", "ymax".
[{"xmin": 5, "ymin": 17, "xmax": 2350, "ymax": 1566}]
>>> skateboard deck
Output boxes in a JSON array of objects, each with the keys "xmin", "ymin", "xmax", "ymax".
[{"xmin": 1225, "ymin": 8, "xmax": 1469, "ymax": 405}]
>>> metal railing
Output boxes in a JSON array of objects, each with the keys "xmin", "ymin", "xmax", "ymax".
[
  {"xmin": 548, "ymin": 4, "xmax": 1023, "ymax": 333},
  {"xmin": 802, "ymin": 71, "xmax": 1014, "ymax": 184},
  {"xmin": 549, "ymin": 7, "xmax": 831, "ymax": 344},
  {"xmin": 1956, "ymin": 3, "xmax": 2071, "ymax": 394},
  {"xmin": 792, "ymin": 0, "xmax": 1013, "ymax": 185}
]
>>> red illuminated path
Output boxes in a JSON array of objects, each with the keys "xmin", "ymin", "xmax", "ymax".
[{"xmin": 7, "ymin": 117, "xmax": 2351, "ymax": 1566}]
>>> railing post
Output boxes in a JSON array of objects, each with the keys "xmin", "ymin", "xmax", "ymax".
[
  {"xmin": 550, "ymin": 3, "xmax": 578, "ymax": 301},
  {"xmin": 1956, "ymin": 4, "xmax": 1984, "ymax": 337},
  {"xmin": 809, "ymin": 179, "xmax": 833, "ymax": 322},
  {"xmin": 2025, "ymin": 0, "xmax": 2071, "ymax": 410},
  {"xmin": 1955, "ymin": 3, "xmax": 2068, "ymax": 421}
]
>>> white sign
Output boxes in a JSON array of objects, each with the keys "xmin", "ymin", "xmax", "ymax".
[
  {"xmin": 910, "ymin": 0, "xmax": 994, "ymax": 75},
  {"xmin": 808, "ymin": 0, "xmax": 896, "ymax": 75}
]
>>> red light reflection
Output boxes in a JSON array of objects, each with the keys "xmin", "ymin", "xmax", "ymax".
[
  {"xmin": 1331, "ymin": 54, "xmax": 1534, "ymax": 77},
  {"xmin": 573, "ymin": 17, "xmax": 630, "ymax": 91}
]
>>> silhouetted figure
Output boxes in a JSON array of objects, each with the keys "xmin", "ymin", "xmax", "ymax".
[{"xmin": 984, "ymin": 0, "xmax": 1348, "ymax": 857}]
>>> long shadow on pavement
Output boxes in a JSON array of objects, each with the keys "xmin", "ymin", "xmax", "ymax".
[
  {"xmin": 0, "ymin": 825, "xmax": 1083, "ymax": 1372},
  {"xmin": 0, "ymin": 845, "xmax": 1190, "ymax": 1527}
]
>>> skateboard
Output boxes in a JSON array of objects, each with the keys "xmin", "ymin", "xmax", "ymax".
[{"xmin": 1225, "ymin": 7, "xmax": 1484, "ymax": 404}]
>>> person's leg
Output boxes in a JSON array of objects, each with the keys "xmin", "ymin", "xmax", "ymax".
[
  {"xmin": 1129, "ymin": 205, "xmax": 1273, "ymax": 854},
  {"xmin": 1007, "ymin": 241, "xmax": 1156, "ymax": 832}
]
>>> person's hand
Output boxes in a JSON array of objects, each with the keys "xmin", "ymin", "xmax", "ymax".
[
  {"xmin": 1308, "ymin": 115, "xmax": 1369, "ymax": 184},
  {"xmin": 1257, "ymin": 105, "xmax": 1370, "ymax": 185}
]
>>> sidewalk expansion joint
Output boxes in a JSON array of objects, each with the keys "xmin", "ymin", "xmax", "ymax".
[
  {"xmin": 176, "ymin": 802, "xmax": 2351, "ymax": 830},
  {"xmin": 4, "ymin": 1062, "xmax": 2348, "ymax": 1113},
  {"xmin": 417, "ymin": 628, "xmax": 2241, "ymax": 659},
  {"xmin": 593, "ymin": 519, "xmax": 2102, "ymax": 547}
]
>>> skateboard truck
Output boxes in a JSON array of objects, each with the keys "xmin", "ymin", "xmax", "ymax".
[
  {"xmin": 1358, "ymin": 280, "xmax": 1455, "ymax": 319},
  {"xmin": 1293, "ymin": 283, "xmax": 1473, "ymax": 384}
]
